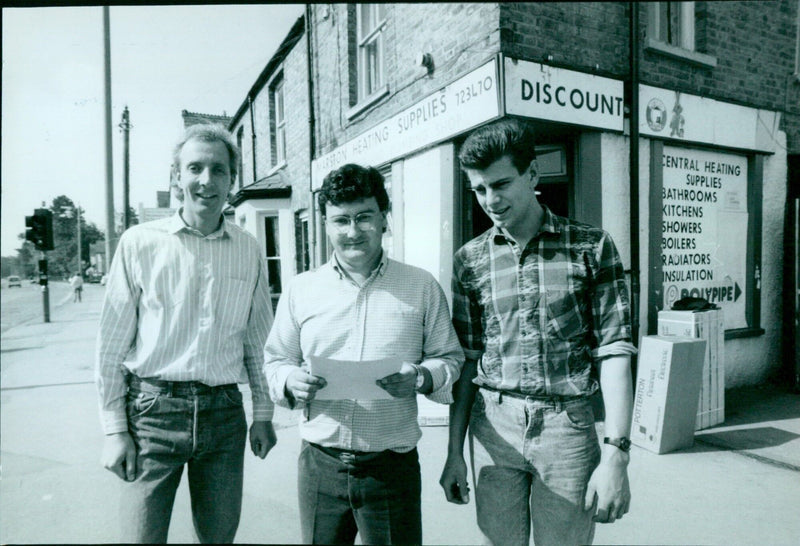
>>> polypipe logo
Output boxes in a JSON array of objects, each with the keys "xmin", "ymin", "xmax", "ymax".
[{"xmin": 646, "ymin": 98, "xmax": 667, "ymax": 132}]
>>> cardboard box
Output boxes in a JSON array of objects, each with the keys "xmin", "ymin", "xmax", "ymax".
[
  {"xmin": 658, "ymin": 309, "xmax": 725, "ymax": 429},
  {"xmin": 630, "ymin": 336, "xmax": 707, "ymax": 454}
]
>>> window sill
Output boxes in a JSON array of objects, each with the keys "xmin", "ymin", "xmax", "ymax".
[
  {"xmin": 346, "ymin": 84, "xmax": 390, "ymax": 120},
  {"xmin": 645, "ymin": 38, "xmax": 718, "ymax": 69},
  {"xmin": 267, "ymin": 161, "xmax": 287, "ymax": 176}
]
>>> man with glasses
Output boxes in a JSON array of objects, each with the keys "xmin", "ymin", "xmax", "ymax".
[{"xmin": 264, "ymin": 163, "xmax": 464, "ymax": 545}]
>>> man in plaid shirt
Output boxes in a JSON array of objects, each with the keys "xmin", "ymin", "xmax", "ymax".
[{"xmin": 439, "ymin": 118, "xmax": 637, "ymax": 546}]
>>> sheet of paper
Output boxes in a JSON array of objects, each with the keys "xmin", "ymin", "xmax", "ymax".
[{"xmin": 307, "ymin": 356, "xmax": 403, "ymax": 400}]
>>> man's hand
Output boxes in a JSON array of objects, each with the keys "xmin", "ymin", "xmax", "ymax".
[
  {"xmin": 249, "ymin": 421, "xmax": 277, "ymax": 459},
  {"xmin": 584, "ymin": 452, "xmax": 631, "ymax": 523},
  {"xmin": 377, "ymin": 362, "xmax": 418, "ymax": 398},
  {"xmin": 439, "ymin": 452, "xmax": 471, "ymax": 505},
  {"xmin": 101, "ymin": 431, "xmax": 137, "ymax": 482},
  {"xmin": 285, "ymin": 368, "xmax": 327, "ymax": 402}
]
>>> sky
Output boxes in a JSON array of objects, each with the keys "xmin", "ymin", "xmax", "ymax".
[{"xmin": 1, "ymin": 4, "xmax": 305, "ymax": 256}]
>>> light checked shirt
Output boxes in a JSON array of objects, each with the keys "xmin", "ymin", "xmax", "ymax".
[
  {"xmin": 264, "ymin": 253, "xmax": 464, "ymax": 453},
  {"xmin": 96, "ymin": 210, "xmax": 274, "ymax": 434},
  {"xmin": 452, "ymin": 206, "xmax": 636, "ymax": 397}
]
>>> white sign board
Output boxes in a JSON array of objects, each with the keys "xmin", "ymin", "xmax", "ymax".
[
  {"xmin": 504, "ymin": 57, "xmax": 624, "ymax": 131},
  {"xmin": 640, "ymin": 84, "xmax": 779, "ymax": 153},
  {"xmin": 661, "ymin": 145, "xmax": 748, "ymax": 329},
  {"xmin": 311, "ymin": 59, "xmax": 500, "ymax": 190}
]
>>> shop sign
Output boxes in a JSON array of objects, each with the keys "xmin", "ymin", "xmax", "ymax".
[
  {"xmin": 660, "ymin": 145, "xmax": 748, "ymax": 329},
  {"xmin": 504, "ymin": 57, "xmax": 624, "ymax": 131},
  {"xmin": 311, "ymin": 59, "xmax": 500, "ymax": 190},
  {"xmin": 640, "ymin": 85, "xmax": 779, "ymax": 153}
]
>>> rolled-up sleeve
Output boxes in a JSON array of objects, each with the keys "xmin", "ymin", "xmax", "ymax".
[
  {"xmin": 590, "ymin": 232, "xmax": 638, "ymax": 360},
  {"xmin": 418, "ymin": 276, "xmax": 465, "ymax": 404}
]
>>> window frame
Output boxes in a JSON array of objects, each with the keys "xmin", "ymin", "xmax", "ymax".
[
  {"xmin": 647, "ymin": 140, "xmax": 764, "ymax": 339},
  {"xmin": 348, "ymin": 3, "xmax": 390, "ymax": 118},
  {"xmin": 263, "ymin": 214, "xmax": 282, "ymax": 307},
  {"xmin": 645, "ymin": 1, "xmax": 717, "ymax": 68},
  {"xmin": 269, "ymin": 72, "xmax": 287, "ymax": 168}
]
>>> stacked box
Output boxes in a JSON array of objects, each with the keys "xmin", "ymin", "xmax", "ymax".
[
  {"xmin": 630, "ymin": 336, "xmax": 707, "ymax": 454},
  {"xmin": 657, "ymin": 309, "xmax": 725, "ymax": 429}
]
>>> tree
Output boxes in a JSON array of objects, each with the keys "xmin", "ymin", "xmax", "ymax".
[{"xmin": 15, "ymin": 238, "xmax": 37, "ymax": 278}]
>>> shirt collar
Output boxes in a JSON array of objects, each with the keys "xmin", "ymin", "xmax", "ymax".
[
  {"xmin": 168, "ymin": 207, "xmax": 229, "ymax": 239},
  {"xmin": 330, "ymin": 250, "xmax": 389, "ymax": 280},
  {"xmin": 491, "ymin": 205, "xmax": 560, "ymax": 245}
]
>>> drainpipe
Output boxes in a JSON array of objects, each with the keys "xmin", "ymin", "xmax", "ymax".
[
  {"xmin": 248, "ymin": 95, "xmax": 257, "ymax": 184},
  {"xmin": 629, "ymin": 2, "xmax": 642, "ymax": 351},
  {"xmin": 305, "ymin": 4, "xmax": 319, "ymax": 267}
]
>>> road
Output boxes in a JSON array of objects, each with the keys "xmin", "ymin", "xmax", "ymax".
[{"xmin": 0, "ymin": 280, "xmax": 75, "ymax": 333}]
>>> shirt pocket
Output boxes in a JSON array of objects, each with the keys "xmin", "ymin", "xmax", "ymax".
[
  {"xmin": 216, "ymin": 277, "xmax": 253, "ymax": 332},
  {"xmin": 545, "ymin": 289, "xmax": 587, "ymax": 342}
]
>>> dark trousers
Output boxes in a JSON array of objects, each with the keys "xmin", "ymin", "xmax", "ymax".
[
  {"xmin": 298, "ymin": 441, "xmax": 422, "ymax": 545},
  {"xmin": 120, "ymin": 377, "xmax": 247, "ymax": 544}
]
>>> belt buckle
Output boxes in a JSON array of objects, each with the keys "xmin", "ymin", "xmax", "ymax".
[{"xmin": 339, "ymin": 452, "xmax": 356, "ymax": 464}]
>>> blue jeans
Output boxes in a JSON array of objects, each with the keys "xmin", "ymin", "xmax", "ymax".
[
  {"xmin": 469, "ymin": 389, "xmax": 600, "ymax": 546},
  {"xmin": 298, "ymin": 441, "xmax": 422, "ymax": 545},
  {"xmin": 120, "ymin": 377, "xmax": 247, "ymax": 543}
]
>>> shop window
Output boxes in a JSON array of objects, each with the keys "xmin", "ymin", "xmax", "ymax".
[
  {"xmin": 347, "ymin": 4, "xmax": 389, "ymax": 117},
  {"xmin": 264, "ymin": 215, "xmax": 282, "ymax": 308},
  {"xmin": 648, "ymin": 142, "xmax": 763, "ymax": 338},
  {"xmin": 295, "ymin": 212, "xmax": 311, "ymax": 273},
  {"xmin": 270, "ymin": 74, "xmax": 286, "ymax": 167},
  {"xmin": 645, "ymin": 2, "xmax": 716, "ymax": 67}
]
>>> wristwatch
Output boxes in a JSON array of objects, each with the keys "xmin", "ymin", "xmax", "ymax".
[
  {"xmin": 603, "ymin": 437, "xmax": 631, "ymax": 452},
  {"xmin": 412, "ymin": 364, "xmax": 425, "ymax": 391}
]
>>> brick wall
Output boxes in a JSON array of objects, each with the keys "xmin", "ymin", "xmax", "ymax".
[
  {"xmin": 310, "ymin": 2, "xmax": 502, "ymax": 157},
  {"xmin": 311, "ymin": 2, "xmax": 798, "ymax": 155},
  {"xmin": 500, "ymin": 1, "xmax": 799, "ymax": 153}
]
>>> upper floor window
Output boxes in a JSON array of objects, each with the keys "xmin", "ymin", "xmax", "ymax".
[
  {"xmin": 270, "ymin": 74, "xmax": 286, "ymax": 167},
  {"xmin": 646, "ymin": 1, "xmax": 716, "ymax": 68},
  {"xmin": 357, "ymin": 4, "xmax": 387, "ymax": 102},
  {"xmin": 648, "ymin": 1, "xmax": 695, "ymax": 50}
]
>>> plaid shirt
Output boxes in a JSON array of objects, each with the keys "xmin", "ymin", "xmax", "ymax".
[{"xmin": 452, "ymin": 206, "xmax": 636, "ymax": 397}]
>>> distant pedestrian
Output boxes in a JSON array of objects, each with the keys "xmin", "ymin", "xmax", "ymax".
[
  {"xmin": 69, "ymin": 272, "xmax": 83, "ymax": 302},
  {"xmin": 440, "ymin": 118, "xmax": 636, "ymax": 545},
  {"xmin": 95, "ymin": 123, "xmax": 277, "ymax": 544},
  {"xmin": 264, "ymin": 163, "xmax": 464, "ymax": 545}
]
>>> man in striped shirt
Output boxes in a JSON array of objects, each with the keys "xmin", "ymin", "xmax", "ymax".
[
  {"xmin": 96, "ymin": 124, "xmax": 276, "ymax": 543},
  {"xmin": 264, "ymin": 164, "xmax": 464, "ymax": 545},
  {"xmin": 439, "ymin": 119, "xmax": 637, "ymax": 546}
]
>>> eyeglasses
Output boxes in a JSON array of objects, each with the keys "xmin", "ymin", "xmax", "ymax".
[{"xmin": 325, "ymin": 212, "xmax": 379, "ymax": 232}]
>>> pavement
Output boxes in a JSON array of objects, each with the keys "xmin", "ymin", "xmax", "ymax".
[{"xmin": 1, "ymin": 283, "xmax": 799, "ymax": 545}]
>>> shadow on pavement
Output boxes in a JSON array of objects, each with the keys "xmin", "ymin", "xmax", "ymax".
[{"xmin": 693, "ymin": 426, "xmax": 800, "ymax": 453}]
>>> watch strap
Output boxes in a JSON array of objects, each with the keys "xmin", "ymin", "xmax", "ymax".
[{"xmin": 603, "ymin": 436, "xmax": 631, "ymax": 452}]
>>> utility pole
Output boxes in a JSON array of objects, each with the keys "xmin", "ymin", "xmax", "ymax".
[
  {"xmin": 119, "ymin": 106, "xmax": 132, "ymax": 230},
  {"xmin": 103, "ymin": 6, "xmax": 116, "ymax": 270}
]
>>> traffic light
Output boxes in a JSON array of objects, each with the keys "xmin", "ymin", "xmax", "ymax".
[{"xmin": 25, "ymin": 208, "xmax": 55, "ymax": 251}]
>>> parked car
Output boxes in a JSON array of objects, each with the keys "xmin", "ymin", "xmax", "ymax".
[
  {"xmin": 7, "ymin": 275, "xmax": 22, "ymax": 287},
  {"xmin": 86, "ymin": 273, "xmax": 103, "ymax": 284}
]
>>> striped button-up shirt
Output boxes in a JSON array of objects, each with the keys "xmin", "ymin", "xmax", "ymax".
[
  {"xmin": 452, "ymin": 206, "xmax": 636, "ymax": 397},
  {"xmin": 264, "ymin": 253, "xmax": 464, "ymax": 452},
  {"xmin": 96, "ymin": 211, "xmax": 274, "ymax": 434}
]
